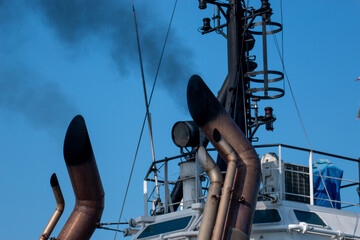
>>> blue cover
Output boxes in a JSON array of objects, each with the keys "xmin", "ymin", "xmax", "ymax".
[{"xmin": 313, "ymin": 159, "xmax": 343, "ymax": 209}]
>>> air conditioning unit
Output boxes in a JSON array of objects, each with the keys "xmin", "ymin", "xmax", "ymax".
[
  {"xmin": 260, "ymin": 153, "xmax": 310, "ymax": 203},
  {"xmin": 283, "ymin": 163, "xmax": 310, "ymax": 203}
]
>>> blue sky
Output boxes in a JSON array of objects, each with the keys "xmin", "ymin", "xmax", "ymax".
[{"xmin": 0, "ymin": 0, "xmax": 359, "ymax": 239}]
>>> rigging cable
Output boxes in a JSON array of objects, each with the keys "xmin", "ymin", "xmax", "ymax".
[
  {"xmin": 113, "ymin": 0, "xmax": 178, "ymax": 239},
  {"xmin": 271, "ymin": 0, "xmax": 345, "ymax": 235},
  {"xmin": 270, "ymin": 25, "xmax": 312, "ymax": 149}
]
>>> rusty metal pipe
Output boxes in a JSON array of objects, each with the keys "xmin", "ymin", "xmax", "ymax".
[
  {"xmin": 187, "ymin": 75, "xmax": 261, "ymax": 239},
  {"xmin": 212, "ymin": 130, "xmax": 239, "ymax": 240},
  {"xmin": 39, "ymin": 173, "xmax": 65, "ymax": 240},
  {"xmin": 57, "ymin": 115, "xmax": 105, "ymax": 240},
  {"xmin": 217, "ymin": 74, "xmax": 229, "ymax": 106},
  {"xmin": 197, "ymin": 146, "xmax": 223, "ymax": 240}
]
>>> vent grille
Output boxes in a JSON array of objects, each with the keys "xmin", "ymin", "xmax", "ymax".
[{"xmin": 284, "ymin": 163, "xmax": 310, "ymax": 203}]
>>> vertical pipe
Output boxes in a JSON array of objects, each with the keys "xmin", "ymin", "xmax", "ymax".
[
  {"xmin": 212, "ymin": 131, "xmax": 239, "ymax": 240},
  {"xmin": 224, "ymin": 0, "xmax": 246, "ymax": 132},
  {"xmin": 195, "ymin": 153, "xmax": 199, "ymax": 203},
  {"xmin": 179, "ymin": 160, "xmax": 198, "ymax": 209},
  {"xmin": 39, "ymin": 173, "xmax": 65, "ymax": 240},
  {"xmin": 197, "ymin": 146, "xmax": 223, "ymax": 240},
  {"xmin": 309, "ymin": 151, "xmax": 314, "ymax": 205}
]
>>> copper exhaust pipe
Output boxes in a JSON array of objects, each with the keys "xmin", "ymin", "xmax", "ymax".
[
  {"xmin": 39, "ymin": 173, "xmax": 65, "ymax": 240},
  {"xmin": 57, "ymin": 115, "xmax": 104, "ymax": 240},
  {"xmin": 187, "ymin": 75, "xmax": 261, "ymax": 239},
  {"xmin": 197, "ymin": 146, "xmax": 223, "ymax": 240},
  {"xmin": 212, "ymin": 130, "xmax": 240, "ymax": 240}
]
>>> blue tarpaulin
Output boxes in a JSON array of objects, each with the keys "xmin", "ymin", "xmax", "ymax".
[{"xmin": 313, "ymin": 159, "xmax": 343, "ymax": 209}]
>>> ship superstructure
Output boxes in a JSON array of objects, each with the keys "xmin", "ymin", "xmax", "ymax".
[{"xmin": 38, "ymin": 1, "xmax": 360, "ymax": 240}]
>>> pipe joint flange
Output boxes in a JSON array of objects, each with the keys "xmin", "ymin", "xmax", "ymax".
[{"xmin": 211, "ymin": 194, "xmax": 221, "ymax": 200}]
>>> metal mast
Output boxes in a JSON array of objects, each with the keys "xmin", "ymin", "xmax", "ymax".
[
  {"xmin": 222, "ymin": 1, "xmax": 249, "ymax": 239},
  {"xmin": 198, "ymin": 0, "xmax": 284, "ymax": 239},
  {"xmin": 199, "ymin": 0, "xmax": 284, "ymax": 142},
  {"xmin": 223, "ymin": 0, "xmax": 247, "ymax": 134}
]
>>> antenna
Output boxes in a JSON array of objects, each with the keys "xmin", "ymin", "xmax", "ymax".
[{"xmin": 132, "ymin": 1, "xmax": 161, "ymax": 204}]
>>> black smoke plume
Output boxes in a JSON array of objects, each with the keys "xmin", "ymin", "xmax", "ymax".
[
  {"xmin": 0, "ymin": 0, "xmax": 195, "ymax": 132},
  {"xmin": 0, "ymin": 0, "xmax": 78, "ymax": 134},
  {"xmin": 0, "ymin": 66, "xmax": 77, "ymax": 133},
  {"xmin": 35, "ymin": 0, "xmax": 194, "ymax": 104}
]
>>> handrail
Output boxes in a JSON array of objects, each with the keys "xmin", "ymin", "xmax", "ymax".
[
  {"xmin": 144, "ymin": 151, "xmax": 196, "ymax": 180},
  {"xmin": 144, "ymin": 143, "xmax": 358, "ymax": 179},
  {"xmin": 143, "ymin": 143, "xmax": 359, "ymax": 216},
  {"xmin": 254, "ymin": 143, "xmax": 359, "ymax": 162}
]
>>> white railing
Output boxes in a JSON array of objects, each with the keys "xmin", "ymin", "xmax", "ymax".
[
  {"xmin": 143, "ymin": 150, "xmax": 208, "ymax": 216},
  {"xmin": 256, "ymin": 144, "xmax": 360, "ymax": 209},
  {"xmin": 143, "ymin": 144, "xmax": 360, "ymax": 216}
]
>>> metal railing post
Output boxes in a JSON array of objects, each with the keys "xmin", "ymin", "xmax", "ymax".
[
  {"xmin": 278, "ymin": 144, "xmax": 283, "ymax": 200},
  {"xmin": 309, "ymin": 151, "xmax": 314, "ymax": 205},
  {"xmin": 143, "ymin": 180, "xmax": 148, "ymax": 216},
  {"xmin": 195, "ymin": 152, "xmax": 199, "ymax": 204},
  {"xmin": 164, "ymin": 159, "xmax": 169, "ymax": 213},
  {"xmin": 358, "ymin": 160, "xmax": 360, "ymax": 202}
]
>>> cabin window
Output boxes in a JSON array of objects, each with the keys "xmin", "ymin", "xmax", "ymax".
[
  {"xmin": 253, "ymin": 209, "xmax": 281, "ymax": 224},
  {"xmin": 293, "ymin": 210, "xmax": 326, "ymax": 226},
  {"xmin": 138, "ymin": 216, "xmax": 193, "ymax": 239}
]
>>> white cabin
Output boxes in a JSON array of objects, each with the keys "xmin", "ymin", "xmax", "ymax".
[{"xmin": 127, "ymin": 144, "xmax": 360, "ymax": 240}]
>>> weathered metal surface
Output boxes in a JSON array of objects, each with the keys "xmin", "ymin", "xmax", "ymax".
[
  {"xmin": 57, "ymin": 115, "xmax": 104, "ymax": 240},
  {"xmin": 197, "ymin": 146, "xmax": 223, "ymax": 240},
  {"xmin": 39, "ymin": 173, "xmax": 65, "ymax": 240},
  {"xmin": 187, "ymin": 75, "xmax": 260, "ymax": 239},
  {"xmin": 212, "ymin": 130, "xmax": 241, "ymax": 240}
]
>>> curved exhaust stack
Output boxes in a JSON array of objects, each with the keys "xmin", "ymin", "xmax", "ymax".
[
  {"xmin": 39, "ymin": 173, "xmax": 65, "ymax": 240},
  {"xmin": 197, "ymin": 146, "xmax": 223, "ymax": 240},
  {"xmin": 212, "ymin": 130, "xmax": 241, "ymax": 240},
  {"xmin": 187, "ymin": 75, "xmax": 261, "ymax": 240},
  {"xmin": 58, "ymin": 115, "xmax": 104, "ymax": 240}
]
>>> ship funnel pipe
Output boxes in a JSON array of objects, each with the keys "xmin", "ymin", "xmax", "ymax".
[
  {"xmin": 212, "ymin": 130, "xmax": 240, "ymax": 240},
  {"xmin": 187, "ymin": 75, "xmax": 261, "ymax": 239},
  {"xmin": 197, "ymin": 146, "xmax": 223, "ymax": 240},
  {"xmin": 39, "ymin": 173, "xmax": 65, "ymax": 240},
  {"xmin": 57, "ymin": 115, "xmax": 104, "ymax": 240}
]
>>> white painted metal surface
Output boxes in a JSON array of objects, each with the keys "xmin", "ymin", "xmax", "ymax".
[
  {"xmin": 179, "ymin": 160, "xmax": 203, "ymax": 209},
  {"xmin": 132, "ymin": 200, "xmax": 360, "ymax": 239},
  {"xmin": 309, "ymin": 151, "xmax": 314, "ymax": 205},
  {"xmin": 251, "ymin": 201, "xmax": 360, "ymax": 240},
  {"xmin": 136, "ymin": 145, "xmax": 360, "ymax": 240}
]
